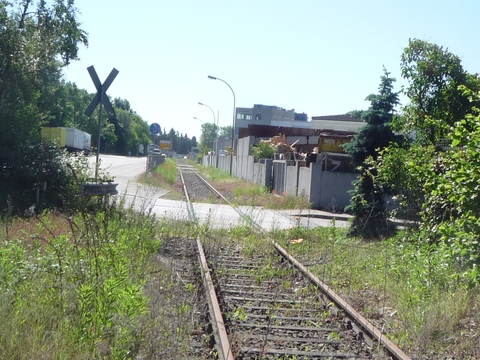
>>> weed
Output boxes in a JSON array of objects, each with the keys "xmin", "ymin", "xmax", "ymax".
[
  {"xmin": 155, "ymin": 158, "xmax": 178, "ymax": 184},
  {"xmin": 233, "ymin": 307, "xmax": 248, "ymax": 322}
]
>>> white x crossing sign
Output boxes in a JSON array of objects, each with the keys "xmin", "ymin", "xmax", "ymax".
[{"xmin": 84, "ymin": 66, "xmax": 119, "ymax": 119}]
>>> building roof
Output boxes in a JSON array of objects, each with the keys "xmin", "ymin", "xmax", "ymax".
[
  {"xmin": 238, "ymin": 124, "xmax": 356, "ymax": 139},
  {"xmin": 311, "ymin": 114, "xmax": 362, "ymax": 122},
  {"xmin": 311, "ymin": 113, "xmax": 365, "ymax": 132}
]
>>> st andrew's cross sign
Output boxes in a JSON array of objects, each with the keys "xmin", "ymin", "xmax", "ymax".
[
  {"xmin": 84, "ymin": 65, "xmax": 119, "ymax": 119},
  {"xmin": 84, "ymin": 65, "xmax": 119, "ymax": 179}
]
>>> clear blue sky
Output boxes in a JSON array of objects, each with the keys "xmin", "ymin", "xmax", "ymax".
[{"xmin": 62, "ymin": 0, "xmax": 480, "ymax": 140}]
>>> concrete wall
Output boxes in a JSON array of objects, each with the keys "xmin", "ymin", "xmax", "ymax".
[
  {"xmin": 317, "ymin": 171, "xmax": 356, "ymax": 210},
  {"xmin": 272, "ymin": 161, "xmax": 286, "ymax": 195},
  {"xmin": 286, "ymin": 163, "xmax": 299, "ymax": 196},
  {"xmin": 298, "ymin": 166, "xmax": 311, "ymax": 199},
  {"xmin": 252, "ymin": 159, "xmax": 272, "ymax": 189},
  {"xmin": 202, "ymin": 138, "xmax": 356, "ymax": 210}
]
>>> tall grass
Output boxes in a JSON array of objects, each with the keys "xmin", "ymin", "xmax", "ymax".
[
  {"xmin": 200, "ymin": 165, "xmax": 235, "ymax": 183},
  {"xmin": 274, "ymin": 224, "xmax": 480, "ymax": 358},
  {"xmin": 155, "ymin": 158, "xmax": 179, "ymax": 184},
  {"xmin": 0, "ymin": 199, "xmax": 160, "ymax": 359}
]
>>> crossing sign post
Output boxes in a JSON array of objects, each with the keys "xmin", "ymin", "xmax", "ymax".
[{"xmin": 84, "ymin": 66, "xmax": 119, "ymax": 178}]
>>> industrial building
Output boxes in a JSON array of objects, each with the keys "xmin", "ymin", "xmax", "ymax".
[{"xmin": 235, "ymin": 104, "xmax": 309, "ymax": 139}]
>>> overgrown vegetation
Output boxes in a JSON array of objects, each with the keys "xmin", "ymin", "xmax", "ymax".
[
  {"xmin": 361, "ymin": 39, "xmax": 480, "ymax": 283},
  {"xmin": 251, "ymin": 141, "xmax": 276, "ymax": 161},
  {"xmin": 0, "ymin": 1, "xmax": 197, "ymax": 215},
  {"xmin": 1, "ymin": 13, "xmax": 479, "ymax": 358},
  {"xmin": 342, "ymin": 68, "xmax": 401, "ymax": 239},
  {"xmin": 0, "ymin": 199, "xmax": 157, "ymax": 358},
  {"xmin": 0, "ymin": 196, "xmax": 208, "ymax": 359},
  {"xmin": 274, "ymin": 225, "xmax": 479, "ymax": 358},
  {"xmin": 154, "ymin": 158, "xmax": 178, "ymax": 185}
]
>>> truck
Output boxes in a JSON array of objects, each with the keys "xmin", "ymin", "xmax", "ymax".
[{"xmin": 41, "ymin": 127, "xmax": 91, "ymax": 154}]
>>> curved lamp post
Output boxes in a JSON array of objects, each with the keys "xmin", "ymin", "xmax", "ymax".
[
  {"xmin": 208, "ymin": 75, "xmax": 236, "ymax": 175},
  {"xmin": 198, "ymin": 102, "xmax": 217, "ymax": 155}
]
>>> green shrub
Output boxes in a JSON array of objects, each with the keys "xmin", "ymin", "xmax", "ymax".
[{"xmin": 251, "ymin": 141, "xmax": 276, "ymax": 161}]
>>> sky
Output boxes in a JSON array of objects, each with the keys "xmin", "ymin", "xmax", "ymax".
[{"xmin": 62, "ymin": 0, "xmax": 480, "ymax": 140}]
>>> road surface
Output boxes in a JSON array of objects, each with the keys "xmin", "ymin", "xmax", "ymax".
[{"xmin": 91, "ymin": 155, "xmax": 349, "ymax": 230}]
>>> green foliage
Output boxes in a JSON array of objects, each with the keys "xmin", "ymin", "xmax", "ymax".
[
  {"xmin": 251, "ymin": 141, "xmax": 276, "ymax": 161},
  {"xmin": 155, "ymin": 158, "xmax": 178, "ymax": 184},
  {"xmin": 0, "ymin": 0, "xmax": 87, "ymax": 144},
  {"xmin": 0, "ymin": 1, "xmax": 88, "ymax": 214},
  {"xmin": 219, "ymin": 125, "xmax": 233, "ymax": 138},
  {"xmin": 417, "ymin": 108, "xmax": 480, "ymax": 281},
  {"xmin": 373, "ymin": 41, "xmax": 480, "ymax": 281},
  {"xmin": 0, "ymin": 203, "xmax": 160, "ymax": 358},
  {"xmin": 199, "ymin": 122, "xmax": 218, "ymax": 154},
  {"xmin": 343, "ymin": 68, "xmax": 401, "ymax": 239},
  {"xmin": 398, "ymin": 38, "xmax": 478, "ymax": 145},
  {"xmin": 0, "ymin": 141, "xmax": 91, "ymax": 214}
]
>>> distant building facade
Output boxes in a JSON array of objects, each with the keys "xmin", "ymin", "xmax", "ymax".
[
  {"xmin": 311, "ymin": 114, "xmax": 364, "ymax": 132},
  {"xmin": 235, "ymin": 104, "xmax": 309, "ymax": 140}
]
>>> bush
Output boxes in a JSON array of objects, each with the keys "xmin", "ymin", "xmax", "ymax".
[
  {"xmin": 251, "ymin": 141, "xmax": 276, "ymax": 161},
  {"xmin": 0, "ymin": 141, "xmax": 90, "ymax": 215}
]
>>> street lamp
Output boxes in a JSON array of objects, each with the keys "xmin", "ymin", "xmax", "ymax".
[
  {"xmin": 198, "ymin": 102, "xmax": 217, "ymax": 155},
  {"xmin": 208, "ymin": 75, "xmax": 236, "ymax": 175},
  {"xmin": 193, "ymin": 116, "xmax": 204, "ymax": 124}
]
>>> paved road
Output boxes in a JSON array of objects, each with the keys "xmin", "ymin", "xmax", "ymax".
[
  {"xmin": 88, "ymin": 154, "xmax": 167, "ymax": 212},
  {"xmin": 91, "ymin": 155, "xmax": 349, "ymax": 230}
]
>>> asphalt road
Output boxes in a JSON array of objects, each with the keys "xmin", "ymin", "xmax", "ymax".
[
  {"xmin": 88, "ymin": 154, "xmax": 167, "ymax": 212},
  {"xmin": 89, "ymin": 154, "xmax": 146, "ymax": 194},
  {"xmin": 91, "ymin": 155, "xmax": 349, "ymax": 230}
]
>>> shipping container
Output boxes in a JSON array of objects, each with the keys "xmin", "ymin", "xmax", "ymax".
[{"xmin": 41, "ymin": 127, "xmax": 91, "ymax": 153}]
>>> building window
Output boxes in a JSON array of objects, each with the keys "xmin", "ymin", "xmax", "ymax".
[
  {"xmin": 245, "ymin": 114, "xmax": 252, "ymax": 120},
  {"xmin": 237, "ymin": 113, "xmax": 245, "ymax": 120},
  {"xmin": 255, "ymin": 114, "xmax": 261, "ymax": 120}
]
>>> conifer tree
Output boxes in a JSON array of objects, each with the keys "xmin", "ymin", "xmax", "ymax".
[{"xmin": 343, "ymin": 68, "xmax": 401, "ymax": 239}]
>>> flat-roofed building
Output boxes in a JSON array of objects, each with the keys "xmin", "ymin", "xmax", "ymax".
[
  {"xmin": 235, "ymin": 104, "xmax": 309, "ymax": 140},
  {"xmin": 311, "ymin": 114, "xmax": 364, "ymax": 132}
]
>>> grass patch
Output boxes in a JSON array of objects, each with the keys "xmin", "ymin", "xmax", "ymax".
[
  {"xmin": 155, "ymin": 158, "xmax": 178, "ymax": 184},
  {"xmin": 138, "ymin": 158, "xmax": 179, "ymax": 189},
  {"xmin": 0, "ymin": 199, "xmax": 203, "ymax": 359},
  {"xmin": 200, "ymin": 165, "xmax": 236, "ymax": 183},
  {"xmin": 273, "ymin": 225, "xmax": 480, "ymax": 358},
  {"xmin": 197, "ymin": 164, "xmax": 312, "ymax": 210},
  {"xmin": 2, "ymin": 196, "xmax": 479, "ymax": 358},
  {"xmin": 263, "ymin": 191, "xmax": 311, "ymax": 210}
]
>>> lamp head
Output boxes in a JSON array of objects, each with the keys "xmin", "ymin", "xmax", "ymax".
[
  {"xmin": 208, "ymin": 75, "xmax": 216, "ymax": 80},
  {"xmin": 198, "ymin": 102, "xmax": 204, "ymax": 105}
]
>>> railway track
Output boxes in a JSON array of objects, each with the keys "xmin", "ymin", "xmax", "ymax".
[{"xmin": 176, "ymin": 160, "xmax": 410, "ymax": 359}]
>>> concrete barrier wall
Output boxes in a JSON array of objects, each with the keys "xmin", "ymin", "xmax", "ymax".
[
  {"xmin": 318, "ymin": 170, "xmax": 357, "ymax": 210},
  {"xmin": 252, "ymin": 159, "xmax": 272, "ymax": 189},
  {"xmin": 202, "ymin": 138, "xmax": 355, "ymax": 210},
  {"xmin": 298, "ymin": 166, "xmax": 311, "ymax": 199},
  {"xmin": 286, "ymin": 164, "xmax": 299, "ymax": 196},
  {"xmin": 272, "ymin": 160, "xmax": 289, "ymax": 195},
  {"xmin": 246, "ymin": 155, "xmax": 255, "ymax": 183}
]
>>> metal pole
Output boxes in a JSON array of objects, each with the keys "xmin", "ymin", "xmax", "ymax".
[
  {"xmin": 95, "ymin": 90, "xmax": 104, "ymax": 179},
  {"xmin": 208, "ymin": 75, "xmax": 236, "ymax": 176},
  {"xmin": 198, "ymin": 102, "xmax": 216, "ymax": 153},
  {"xmin": 216, "ymin": 110, "xmax": 219, "ymax": 167}
]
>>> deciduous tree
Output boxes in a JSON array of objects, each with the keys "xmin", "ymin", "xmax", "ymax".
[
  {"xmin": 398, "ymin": 38, "xmax": 478, "ymax": 145},
  {"xmin": 0, "ymin": 0, "xmax": 87, "ymax": 212}
]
